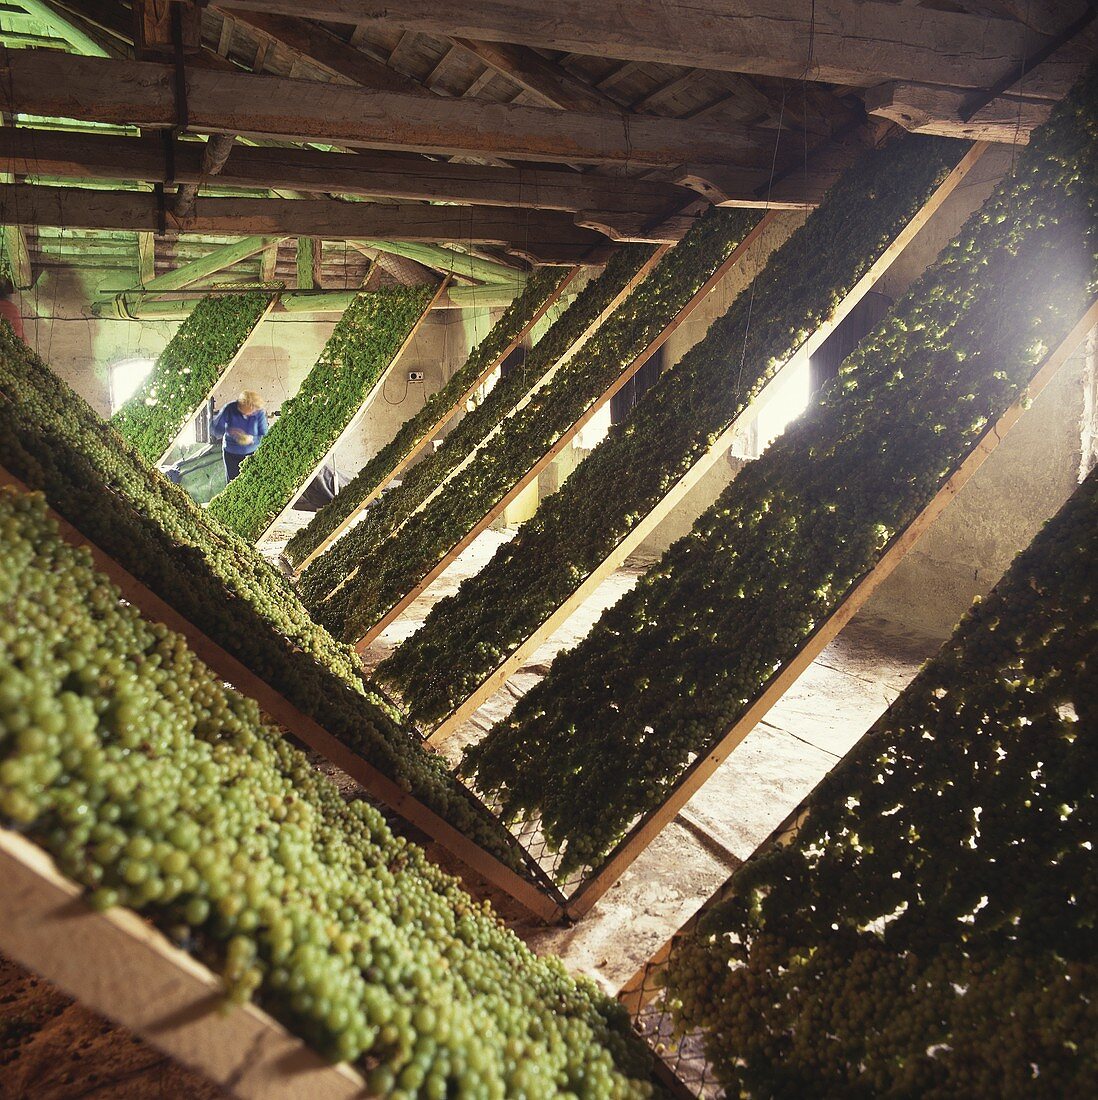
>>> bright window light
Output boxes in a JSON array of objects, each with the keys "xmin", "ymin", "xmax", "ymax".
[
  {"xmin": 110, "ymin": 356, "xmax": 156, "ymax": 411},
  {"xmin": 754, "ymin": 357, "xmax": 813, "ymax": 454}
]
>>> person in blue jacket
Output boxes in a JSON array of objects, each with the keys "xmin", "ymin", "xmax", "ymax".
[{"xmin": 211, "ymin": 389, "xmax": 268, "ymax": 482}]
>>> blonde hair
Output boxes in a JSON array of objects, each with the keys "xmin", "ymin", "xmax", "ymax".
[{"xmin": 238, "ymin": 389, "xmax": 264, "ymax": 411}]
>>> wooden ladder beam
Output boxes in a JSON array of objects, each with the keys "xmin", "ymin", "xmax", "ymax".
[{"xmin": 350, "ymin": 222, "xmax": 773, "ymax": 652}]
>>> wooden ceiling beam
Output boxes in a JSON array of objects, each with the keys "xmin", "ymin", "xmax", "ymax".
[
  {"xmin": 0, "ymin": 48, "xmax": 769, "ymax": 168},
  {"xmin": 218, "ymin": 0, "xmax": 1084, "ymax": 95},
  {"xmin": 0, "ymin": 182, "xmax": 607, "ymax": 263},
  {"xmin": 866, "ymin": 81, "xmax": 1053, "ymax": 142},
  {"xmin": 213, "ymin": 6, "xmax": 424, "ymax": 93},
  {"xmin": 0, "ymin": 128, "xmax": 702, "ymax": 217}
]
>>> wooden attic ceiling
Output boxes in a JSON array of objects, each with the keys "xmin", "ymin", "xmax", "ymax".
[{"xmin": 0, "ymin": 0, "xmax": 1094, "ymax": 295}]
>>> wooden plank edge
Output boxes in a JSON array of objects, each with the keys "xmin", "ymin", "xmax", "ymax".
[
  {"xmin": 289, "ymin": 268, "xmax": 581, "ymax": 577},
  {"xmin": 154, "ymin": 294, "xmax": 280, "ymax": 468},
  {"xmin": 0, "ymin": 829, "xmax": 371, "ymax": 1100},
  {"xmin": 563, "ymin": 294, "xmax": 1098, "ymax": 919},
  {"xmin": 352, "ymin": 225, "xmax": 772, "ymax": 650},
  {"xmin": 0, "ymin": 466, "xmax": 560, "ymax": 922},
  {"xmin": 425, "ymin": 145, "xmax": 992, "ymax": 738},
  {"xmin": 255, "ymin": 277, "xmax": 451, "ymax": 546}
]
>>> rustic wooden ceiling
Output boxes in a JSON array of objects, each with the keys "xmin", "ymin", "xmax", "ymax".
[{"xmin": 0, "ymin": 0, "xmax": 1092, "ymax": 299}]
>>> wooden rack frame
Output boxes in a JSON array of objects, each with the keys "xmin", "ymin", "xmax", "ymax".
[
  {"xmin": 255, "ymin": 276, "xmax": 452, "ymax": 545},
  {"xmin": 427, "ymin": 142, "xmax": 992, "ymax": 744},
  {"xmin": 153, "ymin": 294, "xmax": 280, "ymax": 468},
  {"xmin": 290, "ymin": 268, "xmax": 581, "ymax": 576},
  {"xmin": 352, "ymin": 221, "xmax": 779, "ymax": 652},
  {"xmin": 308, "ymin": 245, "xmax": 670, "ymax": 609},
  {"xmin": 0, "ymin": 466, "xmax": 563, "ymax": 922},
  {"xmin": 0, "ymin": 829, "xmax": 373, "ymax": 1100},
  {"xmin": 560, "ymin": 294, "xmax": 1098, "ymax": 919}
]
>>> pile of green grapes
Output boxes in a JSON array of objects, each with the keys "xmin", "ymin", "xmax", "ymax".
[
  {"xmin": 284, "ymin": 269, "xmax": 572, "ymax": 570},
  {"xmin": 111, "ymin": 291, "xmax": 273, "ymax": 465},
  {"xmin": 209, "ymin": 285, "xmax": 436, "ymax": 542},
  {"xmin": 462, "ymin": 63, "xmax": 1098, "ymax": 878},
  {"xmin": 0, "ymin": 486, "xmax": 655, "ymax": 1099},
  {"xmin": 0, "ymin": 324, "xmax": 522, "ymax": 865},
  {"xmin": 296, "ymin": 246, "xmax": 658, "ymax": 606},
  {"xmin": 304, "ymin": 211, "xmax": 761, "ymax": 643},
  {"xmin": 663, "ymin": 465, "xmax": 1097, "ymax": 1096}
]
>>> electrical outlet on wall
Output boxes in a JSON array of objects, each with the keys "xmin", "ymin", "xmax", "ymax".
[{"xmin": 408, "ymin": 370, "xmax": 425, "ymax": 382}]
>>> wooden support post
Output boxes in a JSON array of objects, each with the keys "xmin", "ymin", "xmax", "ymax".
[
  {"xmin": 0, "ymin": 830, "xmax": 373, "ymax": 1100},
  {"xmin": 136, "ymin": 230, "xmax": 155, "ymax": 284},
  {"xmin": 562, "ymin": 295, "xmax": 1098, "ymax": 919},
  {"xmin": 154, "ymin": 295, "xmax": 279, "ymax": 467},
  {"xmin": 426, "ymin": 143, "xmax": 992, "ymax": 744},
  {"xmin": 255, "ymin": 276, "xmax": 453, "ymax": 545},
  {"xmin": 1, "ymin": 224, "xmax": 32, "ymax": 288},
  {"xmin": 350, "ymin": 225, "xmax": 772, "ymax": 652},
  {"xmin": 0, "ymin": 465, "xmax": 561, "ymax": 922},
  {"xmin": 289, "ymin": 267, "xmax": 582, "ymax": 576},
  {"xmin": 260, "ymin": 240, "xmax": 279, "ymax": 281}
]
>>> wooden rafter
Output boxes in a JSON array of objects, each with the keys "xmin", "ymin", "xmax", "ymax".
[
  {"xmin": 0, "ymin": 128, "xmax": 707, "ymax": 218},
  {"xmin": 219, "ymin": 0, "xmax": 1084, "ymax": 96},
  {"xmin": 0, "ymin": 184, "xmax": 608, "ymax": 263},
  {"xmin": 0, "ymin": 48, "xmax": 772, "ymax": 169}
]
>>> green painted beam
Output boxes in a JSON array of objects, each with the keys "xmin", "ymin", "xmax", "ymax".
[
  {"xmin": 92, "ymin": 282, "xmax": 522, "ymax": 320},
  {"xmin": 357, "ymin": 239, "xmax": 525, "ymax": 285},
  {"xmin": 141, "ymin": 235, "xmax": 286, "ymax": 291},
  {"xmin": 16, "ymin": 1, "xmax": 110, "ymax": 56}
]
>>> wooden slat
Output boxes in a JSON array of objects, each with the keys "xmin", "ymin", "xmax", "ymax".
[
  {"xmin": 563, "ymin": 294, "xmax": 1098, "ymax": 919},
  {"xmin": 1, "ymin": 223, "xmax": 32, "ymax": 287},
  {"xmin": 255, "ymin": 276, "xmax": 453, "ymax": 545},
  {"xmin": 290, "ymin": 267, "xmax": 582, "ymax": 576},
  {"xmin": 350, "ymin": 224, "xmax": 774, "ymax": 651},
  {"xmin": 0, "ymin": 465, "xmax": 560, "ymax": 922},
  {"xmin": 0, "ymin": 127, "xmax": 697, "ymax": 219},
  {"xmin": 427, "ymin": 142, "xmax": 991, "ymax": 744},
  {"xmin": 136, "ymin": 230, "xmax": 155, "ymax": 283},
  {"xmin": 0, "ymin": 830, "xmax": 372, "ymax": 1100},
  {"xmin": 0, "ymin": 48, "xmax": 770, "ymax": 169},
  {"xmin": 154, "ymin": 295, "xmax": 279, "ymax": 467},
  {"xmin": 0, "ymin": 184, "xmax": 605, "ymax": 263},
  {"xmin": 218, "ymin": 0, "xmax": 1082, "ymax": 96}
]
